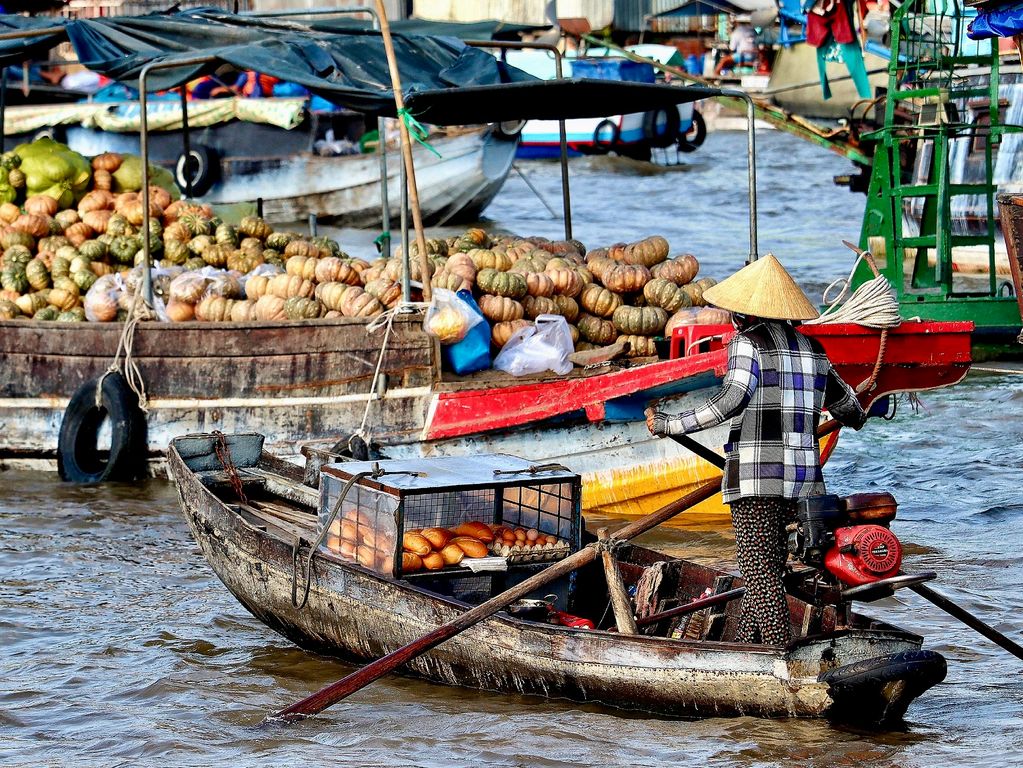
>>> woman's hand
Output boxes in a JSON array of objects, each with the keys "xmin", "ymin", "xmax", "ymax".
[{"xmin": 644, "ymin": 407, "xmax": 661, "ymax": 436}]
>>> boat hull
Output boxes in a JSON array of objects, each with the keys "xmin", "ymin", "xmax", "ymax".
[
  {"xmin": 169, "ymin": 439, "xmax": 943, "ymax": 723},
  {"xmin": 49, "ymin": 121, "xmax": 516, "ymax": 227}
]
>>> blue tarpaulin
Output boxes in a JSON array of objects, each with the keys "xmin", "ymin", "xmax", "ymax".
[{"xmin": 968, "ymin": 2, "xmax": 1023, "ymax": 38}]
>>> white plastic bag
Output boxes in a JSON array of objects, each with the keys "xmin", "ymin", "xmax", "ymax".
[
  {"xmin": 424, "ymin": 287, "xmax": 483, "ymax": 345},
  {"xmin": 493, "ymin": 314, "xmax": 573, "ymax": 376}
]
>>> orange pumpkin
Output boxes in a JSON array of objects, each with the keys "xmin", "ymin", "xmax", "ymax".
[
  {"xmin": 579, "ymin": 283, "xmax": 622, "ymax": 318},
  {"xmin": 24, "ymin": 195, "xmax": 59, "ymax": 217},
  {"xmin": 651, "ymin": 254, "xmax": 700, "ymax": 285},
  {"xmin": 478, "ymin": 294, "xmax": 524, "ymax": 323},
  {"xmin": 602, "ymin": 263, "xmax": 651, "ymax": 294},
  {"xmin": 491, "ymin": 319, "xmax": 531, "ymax": 347},
  {"xmin": 92, "ymin": 152, "xmax": 123, "ymax": 172}
]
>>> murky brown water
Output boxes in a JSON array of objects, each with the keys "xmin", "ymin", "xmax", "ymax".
[{"xmin": 3, "ymin": 132, "xmax": 1023, "ymax": 766}]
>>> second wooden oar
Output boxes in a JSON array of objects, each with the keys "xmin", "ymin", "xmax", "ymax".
[
  {"xmin": 909, "ymin": 583, "xmax": 1023, "ymax": 662},
  {"xmin": 266, "ymin": 476, "xmax": 723, "ymax": 724}
]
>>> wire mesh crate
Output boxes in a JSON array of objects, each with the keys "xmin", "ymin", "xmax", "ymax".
[{"xmin": 319, "ymin": 454, "xmax": 581, "ymax": 583}]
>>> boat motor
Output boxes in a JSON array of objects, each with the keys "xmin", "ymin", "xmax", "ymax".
[{"xmin": 788, "ymin": 492, "xmax": 902, "ymax": 588}]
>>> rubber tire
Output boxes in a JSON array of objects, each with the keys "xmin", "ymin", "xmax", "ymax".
[
  {"xmin": 493, "ymin": 119, "xmax": 526, "ymax": 141},
  {"xmin": 642, "ymin": 108, "xmax": 681, "ymax": 149},
  {"xmin": 820, "ymin": 649, "xmax": 947, "ymax": 689},
  {"xmin": 32, "ymin": 125, "xmax": 67, "ymax": 144},
  {"xmin": 677, "ymin": 110, "xmax": 707, "ymax": 152},
  {"xmin": 175, "ymin": 144, "xmax": 219, "ymax": 197},
  {"xmin": 592, "ymin": 119, "xmax": 620, "ymax": 154},
  {"xmin": 57, "ymin": 372, "xmax": 146, "ymax": 483}
]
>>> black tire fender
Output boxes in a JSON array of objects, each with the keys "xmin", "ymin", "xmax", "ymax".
[
  {"xmin": 678, "ymin": 110, "xmax": 707, "ymax": 151},
  {"xmin": 58, "ymin": 372, "xmax": 146, "ymax": 483},
  {"xmin": 175, "ymin": 143, "xmax": 219, "ymax": 197},
  {"xmin": 592, "ymin": 119, "xmax": 619, "ymax": 153},
  {"xmin": 493, "ymin": 119, "xmax": 526, "ymax": 141},
  {"xmin": 642, "ymin": 108, "xmax": 681, "ymax": 149},
  {"xmin": 820, "ymin": 649, "xmax": 947, "ymax": 690},
  {"xmin": 32, "ymin": 125, "xmax": 67, "ymax": 144}
]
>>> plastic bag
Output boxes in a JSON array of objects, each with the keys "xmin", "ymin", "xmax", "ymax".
[
  {"xmin": 493, "ymin": 314, "xmax": 573, "ymax": 376},
  {"xmin": 83, "ymin": 273, "xmax": 124, "ymax": 322},
  {"xmin": 441, "ymin": 290, "xmax": 491, "ymax": 375},
  {"xmin": 424, "ymin": 287, "xmax": 483, "ymax": 345}
]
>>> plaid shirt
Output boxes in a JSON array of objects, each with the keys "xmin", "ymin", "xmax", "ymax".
[{"xmin": 656, "ymin": 321, "xmax": 866, "ymax": 502}]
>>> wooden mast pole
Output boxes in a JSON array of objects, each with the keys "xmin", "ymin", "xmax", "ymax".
[{"xmin": 374, "ymin": 0, "xmax": 432, "ymax": 300}]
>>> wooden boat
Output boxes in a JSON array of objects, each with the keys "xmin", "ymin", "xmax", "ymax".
[
  {"xmin": 0, "ymin": 316, "xmax": 972, "ymax": 521},
  {"xmin": 167, "ymin": 431, "xmax": 948, "ymax": 723},
  {"xmin": 6, "ymin": 100, "xmax": 517, "ymax": 227}
]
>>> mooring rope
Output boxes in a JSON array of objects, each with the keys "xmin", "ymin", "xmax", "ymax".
[
  {"xmin": 350, "ymin": 301, "xmax": 430, "ymax": 447},
  {"xmin": 96, "ymin": 282, "xmax": 152, "ymax": 413},
  {"xmin": 804, "ymin": 249, "xmax": 901, "ymax": 393},
  {"xmin": 804, "ymin": 250, "xmax": 902, "ymax": 330}
]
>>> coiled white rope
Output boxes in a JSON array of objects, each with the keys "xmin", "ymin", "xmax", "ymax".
[{"xmin": 804, "ymin": 250, "xmax": 902, "ymax": 329}]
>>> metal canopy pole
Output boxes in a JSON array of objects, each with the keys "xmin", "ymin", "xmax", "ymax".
[
  {"xmin": 178, "ymin": 86, "xmax": 193, "ymax": 197},
  {"xmin": 139, "ymin": 55, "xmax": 218, "ymax": 306},
  {"xmin": 242, "ymin": 5, "xmax": 391, "ymax": 254},
  {"xmin": 466, "ymin": 39, "xmax": 572, "ymax": 241},
  {"xmin": 721, "ymin": 89, "xmax": 759, "ymax": 262}
]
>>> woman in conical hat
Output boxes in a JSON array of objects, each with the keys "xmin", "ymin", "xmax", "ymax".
[{"xmin": 645, "ymin": 254, "xmax": 868, "ymax": 646}]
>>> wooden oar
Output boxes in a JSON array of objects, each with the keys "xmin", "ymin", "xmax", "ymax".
[
  {"xmin": 909, "ymin": 583, "xmax": 1023, "ymax": 662},
  {"xmin": 266, "ymin": 476, "xmax": 723, "ymax": 724}
]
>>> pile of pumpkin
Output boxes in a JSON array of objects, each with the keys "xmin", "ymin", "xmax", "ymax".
[{"xmin": 411, "ymin": 229, "xmax": 728, "ymax": 357}]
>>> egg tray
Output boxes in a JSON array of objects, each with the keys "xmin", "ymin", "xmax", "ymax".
[{"xmin": 489, "ymin": 540, "xmax": 572, "ymax": 564}]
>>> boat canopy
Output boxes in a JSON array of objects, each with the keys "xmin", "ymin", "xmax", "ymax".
[{"xmin": 0, "ymin": 10, "xmax": 720, "ymax": 125}]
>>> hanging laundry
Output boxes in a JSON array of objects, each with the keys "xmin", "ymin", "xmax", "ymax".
[{"xmin": 804, "ymin": 0, "xmax": 873, "ymax": 100}]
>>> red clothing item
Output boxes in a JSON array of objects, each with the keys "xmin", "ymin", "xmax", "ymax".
[{"xmin": 806, "ymin": 0, "xmax": 856, "ymax": 47}]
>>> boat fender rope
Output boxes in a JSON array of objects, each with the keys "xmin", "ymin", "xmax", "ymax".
[
  {"xmin": 104, "ymin": 285, "xmax": 153, "ymax": 414},
  {"xmin": 353, "ymin": 302, "xmax": 430, "ymax": 443},
  {"xmin": 397, "ymin": 108, "xmax": 442, "ymax": 158},
  {"xmin": 212, "ymin": 430, "xmax": 248, "ymax": 505}
]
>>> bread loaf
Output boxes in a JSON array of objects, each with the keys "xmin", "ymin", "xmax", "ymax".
[
  {"xmin": 422, "ymin": 527, "xmax": 452, "ymax": 549},
  {"xmin": 402, "ymin": 532, "xmax": 432, "ymax": 556},
  {"xmin": 451, "ymin": 536, "xmax": 488, "ymax": 558},
  {"xmin": 440, "ymin": 543, "xmax": 465, "ymax": 565},
  {"xmin": 422, "ymin": 551, "xmax": 445, "ymax": 570},
  {"xmin": 402, "ymin": 552, "xmax": 423, "ymax": 572}
]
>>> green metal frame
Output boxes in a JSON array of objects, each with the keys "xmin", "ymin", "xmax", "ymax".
[{"xmin": 855, "ymin": 0, "xmax": 1023, "ymax": 351}]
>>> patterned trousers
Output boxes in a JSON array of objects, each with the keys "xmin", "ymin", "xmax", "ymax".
[{"xmin": 730, "ymin": 497, "xmax": 797, "ymax": 645}]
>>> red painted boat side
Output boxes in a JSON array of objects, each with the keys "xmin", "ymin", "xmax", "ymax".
[{"xmin": 424, "ymin": 321, "xmax": 973, "ymax": 441}]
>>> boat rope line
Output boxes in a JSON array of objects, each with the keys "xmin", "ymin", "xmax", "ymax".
[
  {"xmin": 291, "ymin": 464, "xmax": 426, "ymax": 610},
  {"xmin": 212, "ymin": 430, "xmax": 248, "ymax": 505},
  {"xmin": 493, "ymin": 463, "xmax": 572, "ymax": 476},
  {"xmin": 805, "ymin": 245, "xmax": 901, "ymax": 393},
  {"xmin": 595, "ymin": 537, "xmax": 628, "ymax": 557},
  {"xmin": 350, "ymin": 302, "xmax": 430, "ymax": 450},
  {"xmin": 396, "ymin": 108, "xmax": 442, "ymax": 158},
  {"xmin": 97, "ymin": 283, "xmax": 152, "ymax": 414}
]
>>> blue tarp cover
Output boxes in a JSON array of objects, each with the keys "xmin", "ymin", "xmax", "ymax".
[{"xmin": 968, "ymin": 2, "xmax": 1023, "ymax": 38}]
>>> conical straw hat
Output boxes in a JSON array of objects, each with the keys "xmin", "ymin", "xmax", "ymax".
[{"xmin": 702, "ymin": 253, "xmax": 819, "ymax": 321}]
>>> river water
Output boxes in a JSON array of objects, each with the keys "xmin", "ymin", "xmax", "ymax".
[{"xmin": 3, "ymin": 131, "xmax": 1023, "ymax": 767}]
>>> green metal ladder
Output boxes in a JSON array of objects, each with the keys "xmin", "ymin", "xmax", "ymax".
[{"xmin": 857, "ymin": 0, "xmax": 1008, "ymax": 306}]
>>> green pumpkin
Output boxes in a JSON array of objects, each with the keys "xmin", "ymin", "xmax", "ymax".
[
  {"xmin": 283, "ymin": 296, "xmax": 323, "ymax": 320},
  {"xmin": 477, "ymin": 268, "xmax": 527, "ymax": 299},
  {"xmin": 33, "ymin": 305, "xmax": 59, "ymax": 321},
  {"xmin": 265, "ymin": 232, "xmax": 295, "ymax": 251},
  {"xmin": 105, "ymin": 213, "xmax": 132, "ymax": 238},
  {"xmin": 162, "ymin": 239, "xmax": 189, "ymax": 265},
  {"xmin": 72, "ymin": 269, "xmax": 97, "ymax": 292},
  {"xmin": 202, "ymin": 243, "xmax": 230, "ymax": 268},
  {"xmin": 2, "ymin": 245, "xmax": 32, "ymax": 268},
  {"xmin": 187, "ymin": 234, "xmax": 214, "ymax": 256},
  {"xmin": 50, "ymin": 256, "xmax": 71, "ymax": 281},
  {"xmin": 0, "ymin": 150, "xmax": 21, "ymax": 170},
  {"xmin": 56, "ymin": 308, "xmax": 86, "ymax": 322},
  {"xmin": 310, "ymin": 236, "xmax": 343, "ymax": 258},
  {"xmin": 78, "ymin": 239, "xmax": 108, "ymax": 261},
  {"xmin": 215, "ymin": 223, "xmax": 239, "ymax": 247},
  {"xmin": 109, "ymin": 235, "xmax": 140, "ymax": 265},
  {"xmin": 1, "ymin": 263, "xmax": 28, "ymax": 293},
  {"xmin": 612, "ymin": 305, "xmax": 669, "ymax": 336},
  {"xmin": 0, "ymin": 298, "xmax": 19, "ymax": 319},
  {"xmin": 25, "ymin": 258, "xmax": 50, "ymax": 290},
  {"xmin": 238, "ymin": 215, "xmax": 271, "ymax": 240},
  {"xmin": 39, "ymin": 236, "xmax": 70, "ymax": 253},
  {"xmin": 183, "ymin": 256, "xmax": 206, "ymax": 271},
  {"xmin": 180, "ymin": 213, "xmax": 213, "ymax": 237}
]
